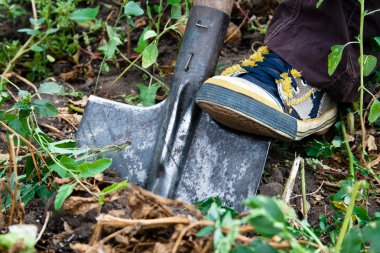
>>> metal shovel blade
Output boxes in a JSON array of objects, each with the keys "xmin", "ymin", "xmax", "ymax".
[{"xmin": 77, "ymin": 4, "xmax": 270, "ymax": 211}]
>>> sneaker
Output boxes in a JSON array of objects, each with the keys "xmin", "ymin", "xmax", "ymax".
[{"xmin": 195, "ymin": 46, "xmax": 338, "ymax": 141}]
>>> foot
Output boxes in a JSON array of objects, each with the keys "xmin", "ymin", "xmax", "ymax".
[{"xmin": 195, "ymin": 46, "xmax": 337, "ymax": 141}]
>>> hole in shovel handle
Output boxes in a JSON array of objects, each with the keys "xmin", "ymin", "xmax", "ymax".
[
  {"xmin": 184, "ymin": 53, "xmax": 194, "ymax": 72},
  {"xmin": 196, "ymin": 20, "xmax": 208, "ymax": 29}
]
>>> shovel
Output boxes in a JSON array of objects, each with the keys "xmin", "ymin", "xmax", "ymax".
[{"xmin": 77, "ymin": 0, "xmax": 271, "ymax": 211}]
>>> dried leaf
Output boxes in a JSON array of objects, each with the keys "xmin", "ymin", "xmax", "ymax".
[
  {"xmin": 346, "ymin": 134, "xmax": 355, "ymax": 142},
  {"xmin": 70, "ymin": 243, "xmax": 113, "ymax": 253},
  {"xmin": 153, "ymin": 243, "xmax": 173, "ymax": 253},
  {"xmin": 367, "ymin": 135, "xmax": 377, "ymax": 151},
  {"xmin": 0, "ymin": 154, "xmax": 9, "ymax": 161},
  {"xmin": 225, "ymin": 22, "xmax": 242, "ymax": 44},
  {"xmin": 63, "ymin": 196, "xmax": 101, "ymax": 215},
  {"xmin": 69, "ymin": 95, "xmax": 89, "ymax": 108},
  {"xmin": 314, "ymin": 194, "xmax": 324, "ymax": 201}
]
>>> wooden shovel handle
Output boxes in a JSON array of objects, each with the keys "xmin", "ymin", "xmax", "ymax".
[{"xmin": 193, "ymin": 0, "xmax": 234, "ymax": 16}]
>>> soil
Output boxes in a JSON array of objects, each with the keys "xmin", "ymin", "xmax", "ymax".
[{"xmin": 1, "ymin": 0, "xmax": 379, "ymax": 252}]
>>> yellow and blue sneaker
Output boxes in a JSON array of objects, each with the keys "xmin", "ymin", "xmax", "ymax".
[{"xmin": 195, "ymin": 46, "xmax": 337, "ymax": 141}]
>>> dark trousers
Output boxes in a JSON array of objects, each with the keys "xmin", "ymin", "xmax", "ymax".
[{"xmin": 265, "ymin": 0, "xmax": 380, "ymax": 103}]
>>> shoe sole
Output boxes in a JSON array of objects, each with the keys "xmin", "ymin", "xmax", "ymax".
[{"xmin": 196, "ymin": 83, "xmax": 337, "ymax": 141}]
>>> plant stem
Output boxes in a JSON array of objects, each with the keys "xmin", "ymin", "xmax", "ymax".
[
  {"xmin": 297, "ymin": 219, "xmax": 326, "ymax": 251},
  {"xmin": 334, "ymin": 181, "xmax": 361, "ymax": 253},
  {"xmin": 340, "ymin": 113, "xmax": 355, "ymax": 179},
  {"xmin": 365, "ymin": 9, "xmax": 380, "ymax": 16},
  {"xmin": 116, "ymin": 48, "xmax": 168, "ymax": 89},
  {"xmin": 300, "ymin": 159, "xmax": 308, "ymax": 220},
  {"xmin": 2, "ymin": 36, "xmax": 35, "ymax": 75},
  {"xmin": 93, "ymin": 2, "xmax": 126, "ymax": 94},
  {"xmin": 358, "ymin": 0, "xmax": 366, "ymax": 157},
  {"xmin": 30, "ymin": 112, "xmax": 98, "ymax": 199},
  {"xmin": 105, "ymin": 53, "xmax": 142, "ymax": 93}
]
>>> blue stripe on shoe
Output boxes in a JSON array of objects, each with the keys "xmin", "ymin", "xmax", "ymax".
[{"xmin": 196, "ymin": 83, "xmax": 298, "ymax": 139}]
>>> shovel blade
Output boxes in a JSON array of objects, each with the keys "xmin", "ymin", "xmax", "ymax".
[
  {"xmin": 77, "ymin": 96, "xmax": 166, "ymax": 185},
  {"xmin": 174, "ymin": 112, "xmax": 270, "ymax": 210},
  {"xmin": 77, "ymin": 96, "xmax": 270, "ymax": 211}
]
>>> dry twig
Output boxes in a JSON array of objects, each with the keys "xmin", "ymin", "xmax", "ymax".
[{"xmin": 283, "ymin": 156, "xmax": 303, "ymax": 204}]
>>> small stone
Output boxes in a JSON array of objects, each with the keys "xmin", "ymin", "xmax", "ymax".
[{"xmin": 259, "ymin": 182, "xmax": 284, "ymax": 197}]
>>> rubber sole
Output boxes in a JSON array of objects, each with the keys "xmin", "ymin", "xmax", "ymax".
[
  {"xmin": 196, "ymin": 83, "xmax": 337, "ymax": 141},
  {"xmin": 198, "ymin": 101, "xmax": 290, "ymax": 140}
]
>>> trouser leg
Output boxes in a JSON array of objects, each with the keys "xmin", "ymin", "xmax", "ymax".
[{"xmin": 264, "ymin": 0, "xmax": 380, "ymax": 103}]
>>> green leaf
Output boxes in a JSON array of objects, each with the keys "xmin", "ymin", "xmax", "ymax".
[
  {"xmin": 49, "ymin": 155, "xmax": 78, "ymax": 178},
  {"xmin": 154, "ymin": 3, "xmax": 163, "ymax": 14},
  {"xmin": 231, "ymin": 245, "xmax": 254, "ymax": 253},
  {"xmin": 30, "ymin": 44, "xmax": 44, "ymax": 52},
  {"xmin": 316, "ymin": 0, "xmax": 324, "ymax": 8},
  {"xmin": 98, "ymin": 25, "xmax": 122, "ymax": 59},
  {"xmin": 45, "ymin": 28, "xmax": 58, "ymax": 34},
  {"xmin": 46, "ymin": 54, "xmax": 55, "ymax": 62},
  {"xmin": 38, "ymin": 82, "xmax": 64, "ymax": 95},
  {"xmin": 359, "ymin": 55, "xmax": 377, "ymax": 76},
  {"xmin": 69, "ymin": 7, "xmax": 99, "ymax": 23},
  {"xmin": 250, "ymin": 239, "xmax": 277, "ymax": 253},
  {"xmin": 143, "ymin": 30, "xmax": 157, "ymax": 41},
  {"xmin": 18, "ymin": 90, "xmax": 30, "ymax": 97},
  {"xmin": 332, "ymin": 136, "xmax": 342, "ymax": 148},
  {"xmin": 20, "ymin": 184, "xmax": 36, "ymax": 206},
  {"xmin": 124, "ymin": 1, "xmax": 144, "ymax": 17},
  {"xmin": 142, "ymin": 43, "xmax": 158, "ymax": 68},
  {"xmin": 32, "ymin": 99, "xmax": 58, "ymax": 117},
  {"xmin": 30, "ymin": 17, "xmax": 45, "ymax": 27},
  {"xmin": 8, "ymin": 116, "xmax": 30, "ymax": 139},
  {"xmin": 36, "ymin": 185, "xmax": 55, "ymax": 204},
  {"xmin": 146, "ymin": 5, "xmax": 153, "ymax": 20},
  {"xmin": 47, "ymin": 140, "xmax": 90, "ymax": 156},
  {"xmin": 368, "ymin": 99, "xmax": 380, "ymax": 123},
  {"xmin": 244, "ymin": 196, "xmax": 286, "ymax": 237},
  {"xmin": 137, "ymin": 83, "xmax": 160, "ymax": 106},
  {"xmin": 78, "ymin": 158, "xmax": 112, "ymax": 178},
  {"xmin": 0, "ymin": 231, "xmax": 36, "ymax": 251},
  {"xmin": 353, "ymin": 206, "xmax": 370, "ymax": 225},
  {"xmin": 168, "ymin": 0, "xmax": 181, "ymax": 4},
  {"xmin": 101, "ymin": 180, "xmax": 128, "ymax": 195},
  {"xmin": 328, "ymin": 45, "xmax": 345, "ymax": 76},
  {"xmin": 363, "ymin": 221, "xmax": 380, "ymax": 252},
  {"xmin": 135, "ymin": 26, "xmax": 151, "ymax": 53},
  {"xmin": 54, "ymin": 183, "xmax": 77, "ymax": 211},
  {"xmin": 18, "ymin": 28, "xmax": 38, "ymax": 36},
  {"xmin": 195, "ymin": 197, "xmax": 223, "ymax": 214},
  {"xmin": 196, "ymin": 225, "xmax": 214, "ymax": 237},
  {"xmin": 171, "ymin": 4, "xmax": 182, "ymax": 19},
  {"xmin": 341, "ymin": 227, "xmax": 363, "ymax": 253},
  {"xmin": 374, "ymin": 37, "xmax": 380, "ymax": 47}
]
